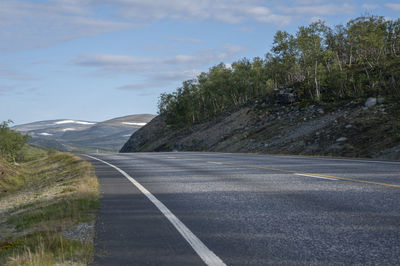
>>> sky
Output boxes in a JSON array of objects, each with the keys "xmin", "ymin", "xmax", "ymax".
[{"xmin": 1, "ymin": 0, "xmax": 399, "ymax": 125}]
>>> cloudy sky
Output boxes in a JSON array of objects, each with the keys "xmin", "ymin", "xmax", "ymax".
[{"xmin": 1, "ymin": 0, "xmax": 399, "ymax": 124}]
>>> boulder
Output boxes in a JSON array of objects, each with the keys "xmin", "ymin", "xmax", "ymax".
[
  {"xmin": 275, "ymin": 88, "xmax": 299, "ymax": 104},
  {"xmin": 365, "ymin": 97, "xmax": 377, "ymax": 108}
]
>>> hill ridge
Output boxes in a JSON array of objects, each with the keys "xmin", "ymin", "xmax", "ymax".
[{"xmin": 14, "ymin": 114, "xmax": 156, "ymax": 153}]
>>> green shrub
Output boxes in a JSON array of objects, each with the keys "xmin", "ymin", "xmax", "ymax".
[{"xmin": 0, "ymin": 121, "xmax": 30, "ymax": 163}]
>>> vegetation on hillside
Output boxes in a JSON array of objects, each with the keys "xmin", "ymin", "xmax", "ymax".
[
  {"xmin": 0, "ymin": 141, "xmax": 99, "ymax": 265},
  {"xmin": 158, "ymin": 15, "xmax": 400, "ymax": 126},
  {"xmin": 0, "ymin": 121, "xmax": 30, "ymax": 163}
]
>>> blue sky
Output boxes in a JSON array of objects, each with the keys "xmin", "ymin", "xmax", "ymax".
[{"xmin": 1, "ymin": 0, "xmax": 399, "ymax": 125}]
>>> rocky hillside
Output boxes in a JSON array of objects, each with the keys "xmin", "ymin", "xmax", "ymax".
[{"xmin": 120, "ymin": 99, "xmax": 400, "ymax": 160}]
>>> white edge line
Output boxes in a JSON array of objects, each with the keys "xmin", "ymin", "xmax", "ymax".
[
  {"xmin": 295, "ymin": 173, "xmax": 338, "ymax": 181},
  {"xmin": 85, "ymin": 155, "xmax": 226, "ymax": 266}
]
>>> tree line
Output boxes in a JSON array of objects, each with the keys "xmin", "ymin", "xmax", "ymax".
[
  {"xmin": 158, "ymin": 15, "xmax": 400, "ymax": 126},
  {"xmin": 0, "ymin": 120, "xmax": 29, "ymax": 163}
]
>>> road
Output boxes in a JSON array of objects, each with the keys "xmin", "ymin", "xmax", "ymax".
[{"xmin": 84, "ymin": 152, "xmax": 400, "ymax": 265}]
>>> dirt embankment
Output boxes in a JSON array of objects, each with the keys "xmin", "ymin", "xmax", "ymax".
[{"xmin": 120, "ymin": 101, "xmax": 400, "ymax": 160}]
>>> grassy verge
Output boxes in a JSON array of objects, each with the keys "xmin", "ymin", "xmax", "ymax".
[{"xmin": 0, "ymin": 146, "xmax": 99, "ymax": 265}]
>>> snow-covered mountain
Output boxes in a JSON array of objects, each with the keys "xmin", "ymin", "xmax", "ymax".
[
  {"xmin": 13, "ymin": 119, "xmax": 97, "ymax": 134},
  {"xmin": 12, "ymin": 114, "xmax": 156, "ymax": 152}
]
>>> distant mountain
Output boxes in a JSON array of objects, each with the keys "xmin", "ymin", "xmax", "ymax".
[
  {"xmin": 13, "ymin": 114, "xmax": 156, "ymax": 153},
  {"xmin": 13, "ymin": 119, "xmax": 96, "ymax": 137}
]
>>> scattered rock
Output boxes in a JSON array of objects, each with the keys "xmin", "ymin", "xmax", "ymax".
[
  {"xmin": 275, "ymin": 88, "xmax": 299, "ymax": 104},
  {"xmin": 121, "ymin": 100, "xmax": 400, "ymax": 160},
  {"xmin": 365, "ymin": 97, "xmax": 377, "ymax": 108},
  {"xmin": 63, "ymin": 222, "xmax": 94, "ymax": 242},
  {"xmin": 373, "ymin": 145, "xmax": 400, "ymax": 160},
  {"xmin": 327, "ymin": 144, "xmax": 345, "ymax": 153}
]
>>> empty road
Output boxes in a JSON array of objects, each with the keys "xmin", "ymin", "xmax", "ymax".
[{"xmin": 84, "ymin": 152, "xmax": 400, "ymax": 265}]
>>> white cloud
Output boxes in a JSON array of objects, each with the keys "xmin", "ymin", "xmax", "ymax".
[
  {"xmin": 0, "ymin": 84, "xmax": 42, "ymax": 96},
  {"xmin": 385, "ymin": 3, "xmax": 400, "ymax": 11},
  {"xmin": 4, "ymin": 0, "xmax": 358, "ymax": 52},
  {"xmin": 0, "ymin": 85, "xmax": 16, "ymax": 95},
  {"xmin": 0, "ymin": 0, "xmax": 132, "ymax": 52},
  {"xmin": 295, "ymin": 0, "xmax": 324, "ymax": 4},
  {"xmin": 309, "ymin": 16, "xmax": 323, "ymax": 23},
  {"xmin": 75, "ymin": 54, "xmax": 147, "ymax": 67},
  {"xmin": 74, "ymin": 45, "xmax": 247, "ymax": 73},
  {"xmin": 362, "ymin": 4, "xmax": 380, "ymax": 10},
  {"xmin": 0, "ymin": 63, "xmax": 37, "ymax": 81},
  {"xmin": 151, "ymin": 70, "xmax": 202, "ymax": 81},
  {"xmin": 0, "ymin": 0, "xmax": 367, "ymax": 54},
  {"xmin": 225, "ymin": 63, "xmax": 232, "ymax": 69},
  {"xmin": 116, "ymin": 82, "xmax": 165, "ymax": 91},
  {"xmin": 277, "ymin": 3, "xmax": 355, "ymax": 15},
  {"xmin": 97, "ymin": 0, "xmax": 292, "ymax": 25},
  {"xmin": 115, "ymin": 71, "xmax": 201, "ymax": 93},
  {"xmin": 79, "ymin": 45, "xmax": 245, "ymax": 91},
  {"xmin": 0, "ymin": 0, "xmax": 294, "ymax": 53},
  {"xmin": 171, "ymin": 37, "xmax": 203, "ymax": 43}
]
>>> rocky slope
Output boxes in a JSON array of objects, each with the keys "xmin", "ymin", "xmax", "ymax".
[{"xmin": 120, "ymin": 100, "xmax": 400, "ymax": 160}]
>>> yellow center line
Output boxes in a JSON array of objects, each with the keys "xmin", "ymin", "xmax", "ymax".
[
  {"xmin": 239, "ymin": 163, "xmax": 400, "ymax": 188},
  {"xmin": 179, "ymin": 158, "xmax": 400, "ymax": 189},
  {"xmin": 298, "ymin": 172, "xmax": 400, "ymax": 188}
]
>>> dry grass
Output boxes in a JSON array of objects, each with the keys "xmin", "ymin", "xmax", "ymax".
[
  {"xmin": 0, "ymin": 157, "xmax": 18, "ymax": 191},
  {"xmin": 0, "ymin": 148, "xmax": 99, "ymax": 265}
]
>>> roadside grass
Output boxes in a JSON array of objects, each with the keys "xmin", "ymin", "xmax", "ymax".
[
  {"xmin": 0, "ymin": 146, "xmax": 99, "ymax": 265},
  {"xmin": 18, "ymin": 145, "xmax": 49, "ymax": 162}
]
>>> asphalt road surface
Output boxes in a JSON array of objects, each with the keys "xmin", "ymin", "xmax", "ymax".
[{"xmin": 84, "ymin": 152, "xmax": 400, "ymax": 265}]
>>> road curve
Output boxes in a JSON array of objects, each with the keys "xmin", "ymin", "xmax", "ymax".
[{"xmin": 83, "ymin": 152, "xmax": 400, "ymax": 265}]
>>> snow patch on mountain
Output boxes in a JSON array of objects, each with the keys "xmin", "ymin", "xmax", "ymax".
[
  {"xmin": 122, "ymin": 122, "xmax": 147, "ymax": 126},
  {"xmin": 62, "ymin": 128, "xmax": 77, "ymax": 132},
  {"xmin": 55, "ymin": 120, "xmax": 95, "ymax": 125},
  {"xmin": 39, "ymin": 133, "xmax": 53, "ymax": 136}
]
